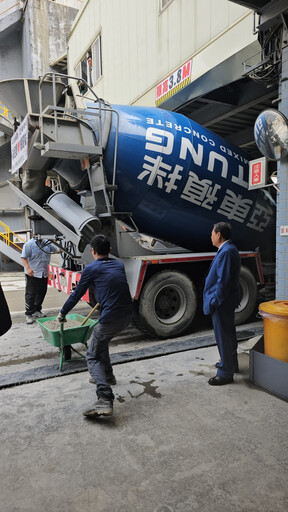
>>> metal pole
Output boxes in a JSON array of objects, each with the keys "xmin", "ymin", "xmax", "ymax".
[{"xmin": 276, "ymin": 28, "xmax": 288, "ymax": 299}]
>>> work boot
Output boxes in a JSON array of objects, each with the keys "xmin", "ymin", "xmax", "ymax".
[
  {"xmin": 26, "ymin": 315, "xmax": 34, "ymax": 325},
  {"xmin": 33, "ymin": 311, "xmax": 46, "ymax": 318},
  {"xmin": 89, "ymin": 374, "xmax": 117, "ymax": 385},
  {"xmin": 82, "ymin": 398, "xmax": 113, "ymax": 417}
]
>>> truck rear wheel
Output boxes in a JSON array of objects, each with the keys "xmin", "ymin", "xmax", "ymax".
[
  {"xmin": 234, "ymin": 266, "xmax": 257, "ymax": 325},
  {"xmin": 135, "ymin": 270, "xmax": 197, "ymax": 338}
]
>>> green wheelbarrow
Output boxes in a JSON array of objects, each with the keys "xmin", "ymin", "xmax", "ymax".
[{"xmin": 36, "ymin": 312, "xmax": 98, "ymax": 371}]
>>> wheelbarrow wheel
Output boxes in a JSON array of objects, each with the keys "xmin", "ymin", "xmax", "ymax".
[{"xmin": 63, "ymin": 345, "xmax": 72, "ymax": 361}]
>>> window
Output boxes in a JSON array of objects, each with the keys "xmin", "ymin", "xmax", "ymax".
[
  {"xmin": 159, "ymin": 0, "xmax": 174, "ymax": 12},
  {"xmin": 91, "ymin": 34, "xmax": 102, "ymax": 83},
  {"xmin": 74, "ymin": 34, "xmax": 102, "ymax": 93},
  {"xmin": 75, "ymin": 57, "xmax": 88, "ymax": 82}
]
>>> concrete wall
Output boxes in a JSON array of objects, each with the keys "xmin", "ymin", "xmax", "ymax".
[
  {"xmin": 68, "ymin": 0, "xmax": 256, "ymax": 106},
  {"xmin": 22, "ymin": 0, "xmax": 78, "ymax": 78},
  {"xmin": 0, "ymin": 0, "xmax": 79, "ymax": 82},
  {"xmin": 0, "ymin": 19, "xmax": 23, "ymax": 80},
  {"xmin": 50, "ymin": 0, "xmax": 85, "ymax": 9}
]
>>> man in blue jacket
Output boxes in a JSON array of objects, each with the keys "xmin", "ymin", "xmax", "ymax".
[
  {"xmin": 58, "ymin": 234, "xmax": 133, "ymax": 417},
  {"xmin": 203, "ymin": 222, "xmax": 240, "ymax": 386}
]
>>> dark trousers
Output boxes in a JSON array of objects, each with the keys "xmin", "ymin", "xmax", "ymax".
[
  {"xmin": 212, "ymin": 302, "xmax": 238, "ymax": 379},
  {"xmin": 25, "ymin": 275, "xmax": 48, "ymax": 316},
  {"xmin": 86, "ymin": 312, "xmax": 133, "ymax": 400}
]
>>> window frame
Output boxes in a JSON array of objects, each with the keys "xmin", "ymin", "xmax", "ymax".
[
  {"xmin": 91, "ymin": 34, "xmax": 103, "ymax": 84},
  {"xmin": 74, "ymin": 33, "xmax": 102, "ymax": 90}
]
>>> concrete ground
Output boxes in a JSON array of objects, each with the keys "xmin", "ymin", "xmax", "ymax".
[
  {"xmin": 0, "ymin": 272, "xmax": 287, "ymax": 511},
  {"xmin": 0, "ymin": 338, "xmax": 287, "ymax": 512}
]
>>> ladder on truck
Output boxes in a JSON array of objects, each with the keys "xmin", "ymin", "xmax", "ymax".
[{"xmin": 37, "ymin": 72, "xmax": 119, "ymax": 219}]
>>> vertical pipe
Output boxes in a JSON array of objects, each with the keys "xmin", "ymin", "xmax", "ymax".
[
  {"xmin": 276, "ymin": 34, "xmax": 288, "ymax": 299},
  {"xmin": 52, "ymin": 72, "xmax": 58, "ymax": 142},
  {"xmin": 39, "ymin": 78, "xmax": 44, "ymax": 146}
]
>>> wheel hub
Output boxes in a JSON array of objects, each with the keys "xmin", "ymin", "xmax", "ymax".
[{"xmin": 154, "ymin": 285, "xmax": 186, "ymax": 324}]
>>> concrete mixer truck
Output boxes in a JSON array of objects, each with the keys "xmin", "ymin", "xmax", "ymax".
[{"xmin": 0, "ymin": 74, "xmax": 275, "ymax": 337}]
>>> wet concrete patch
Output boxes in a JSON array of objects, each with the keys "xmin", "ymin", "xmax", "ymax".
[
  {"xmin": 128, "ymin": 379, "xmax": 161, "ymax": 399},
  {"xmin": 0, "ymin": 352, "xmax": 59, "ymax": 367}
]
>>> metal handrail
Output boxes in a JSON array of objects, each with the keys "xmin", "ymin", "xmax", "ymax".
[
  {"xmin": 0, "ymin": 221, "xmax": 27, "ymax": 251},
  {"xmin": 86, "ymin": 104, "xmax": 120, "ymax": 206},
  {"xmin": 38, "ymin": 71, "xmax": 101, "ymax": 147}
]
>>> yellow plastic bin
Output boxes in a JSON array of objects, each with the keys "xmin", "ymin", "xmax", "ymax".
[{"xmin": 259, "ymin": 301, "xmax": 288, "ymax": 363}]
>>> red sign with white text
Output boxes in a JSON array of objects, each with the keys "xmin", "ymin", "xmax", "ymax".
[
  {"xmin": 249, "ymin": 157, "xmax": 267, "ymax": 189},
  {"xmin": 156, "ymin": 59, "xmax": 192, "ymax": 106},
  {"xmin": 251, "ymin": 162, "xmax": 262, "ymax": 185}
]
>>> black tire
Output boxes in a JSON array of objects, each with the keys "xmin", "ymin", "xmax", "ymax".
[
  {"xmin": 63, "ymin": 345, "xmax": 72, "ymax": 361},
  {"xmin": 135, "ymin": 270, "xmax": 197, "ymax": 338},
  {"xmin": 235, "ymin": 266, "xmax": 257, "ymax": 325}
]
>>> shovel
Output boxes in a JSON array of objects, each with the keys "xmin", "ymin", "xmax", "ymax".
[{"xmin": 81, "ymin": 303, "xmax": 99, "ymax": 326}]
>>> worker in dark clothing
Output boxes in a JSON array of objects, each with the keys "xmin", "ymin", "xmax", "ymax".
[
  {"xmin": 58, "ymin": 234, "xmax": 133, "ymax": 417},
  {"xmin": 203, "ymin": 222, "xmax": 240, "ymax": 385}
]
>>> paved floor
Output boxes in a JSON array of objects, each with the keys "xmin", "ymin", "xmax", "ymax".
[
  {"xmin": 0, "ymin": 337, "xmax": 287, "ymax": 512},
  {"xmin": 0, "ymin": 272, "xmax": 287, "ymax": 511}
]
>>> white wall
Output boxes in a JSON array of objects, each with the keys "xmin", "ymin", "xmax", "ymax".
[{"xmin": 68, "ymin": 0, "xmax": 257, "ymax": 106}]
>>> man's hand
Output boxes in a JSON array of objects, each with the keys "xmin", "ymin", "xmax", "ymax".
[{"xmin": 57, "ymin": 312, "xmax": 67, "ymax": 323}]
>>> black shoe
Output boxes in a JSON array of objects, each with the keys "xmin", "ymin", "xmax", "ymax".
[
  {"xmin": 208, "ymin": 375, "xmax": 234, "ymax": 386},
  {"xmin": 215, "ymin": 362, "xmax": 239, "ymax": 373},
  {"xmin": 89, "ymin": 374, "xmax": 117, "ymax": 385}
]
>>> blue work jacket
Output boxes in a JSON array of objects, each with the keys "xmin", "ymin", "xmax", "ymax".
[
  {"xmin": 203, "ymin": 240, "xmax": 240, "ymax": 316},
  {"xmin": 61, "ymin": 257, "xmax": 133, "ymax": 323}
]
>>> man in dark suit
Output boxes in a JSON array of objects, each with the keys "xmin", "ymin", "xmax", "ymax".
[{"xmin": 203, "ymin": 222, "xmax": 241, "ymax": 385}]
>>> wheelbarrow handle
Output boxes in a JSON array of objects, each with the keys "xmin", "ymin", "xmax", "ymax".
[{"xmin": 81, "ymin": 303, "xmax": 99, "ymax": 326}]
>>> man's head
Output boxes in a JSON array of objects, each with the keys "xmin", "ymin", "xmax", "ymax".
[
  {"xmin": 90, "ymin": 234, "xmax": 110, "ymax": 259},
  {"xmin": 87, "ymin": 56, "xmax": 92, "ymax": 68},
  {"xmin": 211, "ymin": 222, "xmax": 231, "ymax": 248}
]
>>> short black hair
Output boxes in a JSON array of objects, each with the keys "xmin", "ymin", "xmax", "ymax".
[
  {"xmin": 90, "ymin": 234, "xmax": 110, "ymax": 255},
  {"xmin": 213, "ymin": 222, "xmax": 231, "ymax": 241}
]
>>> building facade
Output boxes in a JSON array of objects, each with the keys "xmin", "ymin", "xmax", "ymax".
[{"xmin": 67, "ymin": 0, "xmax": 255, "ymax": 107}]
